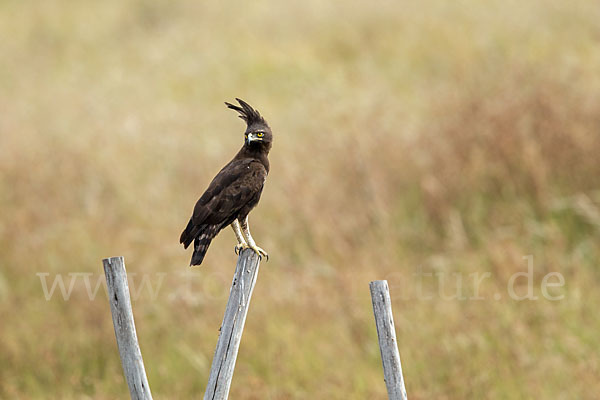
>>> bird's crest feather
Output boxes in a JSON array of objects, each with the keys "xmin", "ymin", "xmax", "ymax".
[{"xmin": 225, "ymin": 98, "xmax": 266, "ymax": 127}]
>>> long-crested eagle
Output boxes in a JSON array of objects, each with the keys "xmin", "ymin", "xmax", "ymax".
[{"xmin": 180, "ymin": 98, "xmax": 272, "ymax": 266}]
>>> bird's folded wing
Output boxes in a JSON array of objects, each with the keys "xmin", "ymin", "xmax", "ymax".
[{"xmin": 191, "ymin": 159, "xmax": 266, "ymax": 226}]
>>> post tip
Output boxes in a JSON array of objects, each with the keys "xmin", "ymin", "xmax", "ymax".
[{"xmin": 102, "ymin": 256, "xmax": 125, "ymax": 269}]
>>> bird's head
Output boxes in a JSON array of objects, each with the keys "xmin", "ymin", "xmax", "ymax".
[{"xmin": 225, "ymin": 98, "xmax": 272, "ymax": 150}]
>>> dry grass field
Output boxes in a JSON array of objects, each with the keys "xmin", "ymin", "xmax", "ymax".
[{"xmin": 1, "ymin": 0, "xmax": 600, "ymax": 398}]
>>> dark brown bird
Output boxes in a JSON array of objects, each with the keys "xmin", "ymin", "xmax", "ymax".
[{"xmin": 180, "ymin": 98, "xmax": 272, "ymax": 265}]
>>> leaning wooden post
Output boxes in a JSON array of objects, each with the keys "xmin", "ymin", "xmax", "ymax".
[
  {"xmin": 103, "ymin": 256, "xmax": 153, "ymax": 400},
  {"xmin": 204, "ymin": 249, "xmax": 262, "ymax": 400},
  {"xmin": 370, "ymin": 280, "xmax": 408, "ymax": 400}
]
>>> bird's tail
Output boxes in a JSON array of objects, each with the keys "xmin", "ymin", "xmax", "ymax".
[
  {"xmin": 180, "ymin": 218, "xmax": 199, "ymax": 249},
  {"xmin": 189, "ymin": 224, "xmax": 221, "ymax": 266}
]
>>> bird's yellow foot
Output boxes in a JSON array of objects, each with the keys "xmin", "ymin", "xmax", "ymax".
[
  {"xmin": 234, "ymin": 243, "xmax": 249, "ymax": 255},
  {"xmin": 249, "ymin": 244, "xmax": 269, "ymax": 261}
]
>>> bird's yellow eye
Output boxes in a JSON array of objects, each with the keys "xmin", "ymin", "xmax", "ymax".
[{"xmin": 257, "ymin": 132, "xmax": 264, "ymax": 138}]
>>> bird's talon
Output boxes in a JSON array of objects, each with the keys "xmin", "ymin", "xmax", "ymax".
[
  {"xmin": 248, "ymin": 245, "xmax": 269, "ymax": 261},
  {"xmin": 234, "ymin": 243, "xmax": 248, "ymax": 255}
]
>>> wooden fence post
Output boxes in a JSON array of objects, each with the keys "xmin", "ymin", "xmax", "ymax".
[
  {"xmin": 370, "ymin": 280, "xmax": 408, "ymax": 400},
  {"xmin": 103, "ymin": 256, "xmax": 153, "ymax": 400},
  {"xmin": 204, "ymin": 249, "xmax": 262, "ymax": 400}
]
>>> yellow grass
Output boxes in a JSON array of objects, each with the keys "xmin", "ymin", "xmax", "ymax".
[{"xmin": 1, "ymin": 0, "xmax": 599, "ymax": 398}]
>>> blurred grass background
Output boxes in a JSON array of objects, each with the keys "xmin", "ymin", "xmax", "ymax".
[{"xmin": 1, "ymin": 0, "xmax": 600, "ymax": 398}]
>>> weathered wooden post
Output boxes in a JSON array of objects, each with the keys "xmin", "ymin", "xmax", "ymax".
[
  {"xmin": 103, "ymin": 256, "xmax": 153, "ymax": 400},
  {"xmin": 204, "ymin": 249, "xmax": 262, "ymax": 400},
  {"xmin": 370, "ymin": 280, "xmax": 408, "ymax": 400}
]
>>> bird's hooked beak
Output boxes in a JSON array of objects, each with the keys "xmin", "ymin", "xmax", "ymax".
[{"xmin": 245, "ymin": 132, "xmax": 263, "ymax": 145}]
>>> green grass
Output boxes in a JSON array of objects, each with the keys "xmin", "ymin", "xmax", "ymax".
[{"xmin": 1, "ymin": 0, "xmax": 599, "ymax": 398}]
